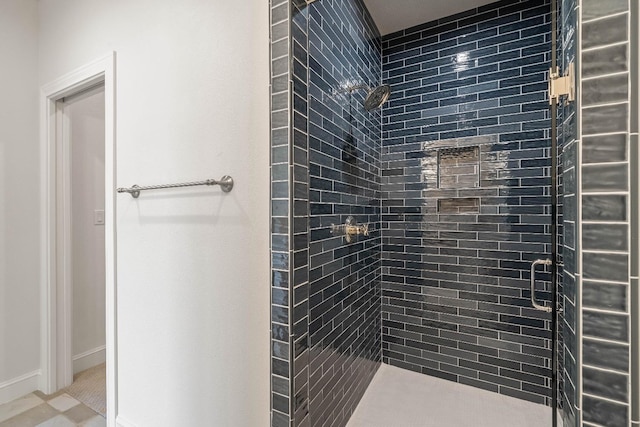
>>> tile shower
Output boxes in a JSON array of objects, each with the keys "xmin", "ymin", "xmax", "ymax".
[
  {"xmin": 270, "ymin": 0, "xmax": 640, "ymax": 426},
  {"xmin": 380, "ymin": 0, "xmax": 554, "ymax": 405}
]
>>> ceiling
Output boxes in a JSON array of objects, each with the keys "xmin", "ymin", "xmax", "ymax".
[{"xmin": 363, "ymin": 0, "xmax": 498, "ymax": 35}]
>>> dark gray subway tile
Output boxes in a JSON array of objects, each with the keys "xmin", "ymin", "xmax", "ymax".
[
  {"xmin": 631, "ymin": 136, "xmax": 639, "ymax": 277},
  {"xmin": 582, "ymin": 14, "xmax": 629, "ymax": 50},
  {"xmin": 582, "ymin": 74, "xmax": 629, "ymax": 106},
  {"xmin": 582, "ymin": 43, "xmax": 628, "ymax": 78},
  {"xmin": 583, "ymin": 252, "xmax": 629, "ymax": 283},
  {"xmin": 583, "ymin": 310, "xmax": 629, "ymax": 342},
  {"xmin": 272, "ymin": 2, "xmax": 290, "ymax": 24},
  {"xmin": 583, "ymin": 134, "xmax": 627, "ymax": 164},
  {"xmin": 272, "ymin": 410, "xmax": 289, "ymax": 427},
  {"xmin": 273, "ymin": 375, "xmax": 290, "ymax": 396},
  {"xmin": 583, "ymin": 281, "xmax": 627, "ymax": 312},
  {"xmin": 582, "ymin": 0, "xmax": 628, "ymax": 21},
  {"xmin": 583, "ymin": 223, "xmax": 629, "ymax": 251},
  {"xmin": 582, "ymin": 103, "xmax": 628, "ymax": 135},
  {"xmin": 583, "ymin": 338, "xmax": 629, "ymax": 372},
  {"xmin": 632, "ymin": 279, "xmax": 640, "ymax": 424},
  {"xmin": 582, "ymin": 195, "xmax": 627, "ymax": 221},
  {"xmin": 582, "ymin": 366, "xmax": 629, "ymax": 403},
  {"xmin": 631, "ymin": 1, "xmax": 639, "ymax": 134},
  {"xmin": 582, "ymin": 163, "xmax": 628, "ymax": 192},
  {"xmin": 583, "ymin": 395, "xmax": 629, "ymax": 427}
]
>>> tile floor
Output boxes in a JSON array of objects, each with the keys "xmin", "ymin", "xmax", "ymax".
[
  {"xmin": 0, "ymin": 391, "xmax": 104, "ymax": 427},
  {"xmin": 2, "ymin": 363, "xmax": 557, "ymax": 426},
  {"xmin": 347, "ymin": 364, "xmax": 557, "ymax": 427}
]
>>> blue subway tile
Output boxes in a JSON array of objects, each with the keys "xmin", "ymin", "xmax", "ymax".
[{"xmin": 380, "ymin": 0, "xmax": 550, "ymax": 410}]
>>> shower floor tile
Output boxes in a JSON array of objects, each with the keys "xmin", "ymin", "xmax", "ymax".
[{"xmin": 346, "ymin": 364, "xmax": 556, "ymax": 427}]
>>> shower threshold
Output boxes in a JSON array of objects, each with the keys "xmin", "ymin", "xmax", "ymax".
[{"xmin": 346, "ymin": 364, "xmax": 557, "ymax": 427}]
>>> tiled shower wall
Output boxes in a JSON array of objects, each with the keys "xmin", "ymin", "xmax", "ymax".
[
  {"xmin": 304, "ymin": 1, "xmax": 383, "ymax": 426},
  {"xmin": 270, "ymin": 0, "xmax": 383, "ymax": 425},
  {"xmin": 559, "ymin": 0, "xmax": 578, "ymax": 424},
  {"xmin": 568, "ymin": 0, "xmax": 640, "ymax": 425},
  {"xmin": 380, "ymin": 0, "xmax": 556, "ymax": 405},
  {"xmin": 270, "ymin": 0, "xmax": 297, "ymax": 425}
]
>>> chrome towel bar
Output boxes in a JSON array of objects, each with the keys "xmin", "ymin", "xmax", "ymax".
[{"xmin": 117, "ymin": 175, "xmax": 233, "ymax": 198}]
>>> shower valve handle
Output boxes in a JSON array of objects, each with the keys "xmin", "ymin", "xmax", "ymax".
[{"xmin": 331, "ymin": 216, "xmax": 369, "ymax": 243}]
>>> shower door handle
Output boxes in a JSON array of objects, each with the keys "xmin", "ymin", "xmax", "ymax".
[{"xmin": 530, "ymin": 259, "xmax": 553, "ymax": 313}]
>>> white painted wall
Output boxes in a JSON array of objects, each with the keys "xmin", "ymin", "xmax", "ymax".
[
  {"xmin": 0, "ymin": 0, "xmax": 41, "ymax": 402},
  {"xmin": 38, "ymin": 1, "xmax": 270, "ymax": 426},
  {"xmin": 67, "ymin": 87, "xmax": 106, "ymax": 373}
]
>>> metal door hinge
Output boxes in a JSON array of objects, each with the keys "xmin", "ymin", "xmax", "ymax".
[{"xmin": 549, "ymin": 62, "xmax": 575, "ymax": 105}]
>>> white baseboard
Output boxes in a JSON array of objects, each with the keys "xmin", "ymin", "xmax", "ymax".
[
  {"xmin": 116, "ymin": 415, "xmax": 138, "ymax": 427},
  {"xmin": 0, "ymin": 370, "xmax": 41, "ymax": 405},
  {"xmin": 73, "ymin": 345, "xmax": 106, "ymax": 374}
]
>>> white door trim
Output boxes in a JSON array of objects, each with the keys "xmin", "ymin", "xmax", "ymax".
[{"xmin": 39, "ymin": 52, "xmax": 117, "ymax": 427}]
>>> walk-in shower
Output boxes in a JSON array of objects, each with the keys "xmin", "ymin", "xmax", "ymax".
[{"xmin": 269, "ymin": 0, "xmax": 640, "ymax": 425}]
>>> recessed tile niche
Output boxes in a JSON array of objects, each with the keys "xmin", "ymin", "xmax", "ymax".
[
  {"xmin": 437, "ymin": 146, "xmax": 480, "ymax": 189},
  {"xmin": 437, "ymin": 197, "xmax": 480, "ymax": 214}
]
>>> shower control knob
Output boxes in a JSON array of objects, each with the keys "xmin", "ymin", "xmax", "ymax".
[{"xmin": 331, "ymin": 216, "xmax": 370, "ymax": 243}]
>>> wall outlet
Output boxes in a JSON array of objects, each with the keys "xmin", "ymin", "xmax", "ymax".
[{"xmin": 94, "ymin": 210, "xmax": 105, "ymax": 225}]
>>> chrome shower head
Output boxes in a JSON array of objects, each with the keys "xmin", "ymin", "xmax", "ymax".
[
  {"xmin": 340, "ymin": 83, "xmax": 392, "ymax": 111},
  {"xmin": 363, "ymin": 84, "xmax": 391, "ymax": 111}
]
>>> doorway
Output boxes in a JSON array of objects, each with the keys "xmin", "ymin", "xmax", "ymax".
[
  {"xmin": 57, "ymin": 85, "xmax": 107, "ymax": 415},
  {"xmin": 40, "ymin": 53, "xmax": 117, "ymax": 425}
]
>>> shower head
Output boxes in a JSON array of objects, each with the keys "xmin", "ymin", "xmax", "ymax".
[
  {"xmin": 363, "ymin": 84, "xmax": 391, "ymax": 111},
  {"xmin": 340, "ymin": 83, "xmax": 392, "ymax": 111}
]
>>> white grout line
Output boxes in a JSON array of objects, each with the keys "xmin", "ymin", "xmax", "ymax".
[
  {"xmin": 582, "ymin": 220, "xmax": 629, "ymax": 225},
  {"xmin": 631, "ymin": 2, "xmax": 640, "ymax": 422},
  {"xmin": 582, "ymin": 306, "xmax": 630, "ymax": 316},
  {"xmin": 581, "ymin": 131, "xmax": 629, "ymax": 138},
  {"xmin": 582, "ymin": 130, "xmax": 628, "ymax": 136},
  {"xmin": 582, "ymin": 249, "xmax": 630, "ymax": 255},
  {"xmin": 581, "ymin": 277, "xmax": 631, "ymax": 287},
  {"xmin": 582, "ymin": 335, "xmax": 630, "ymax": 346},
  {"xmin": 581, "ymin": 11, "xmax": 629, "ymax": 24},
  {"xmin": 582, "ymin": 363, "xmax": 630, "ymax": 376},
  {"xmin": 581, "ymin": 191, "xmax": 629, "ymax": 196},
  {"xmin": 271, "ymin": 52, "xmax": 290, "ymax": 62},
  {"xmin": 581, "ymin": 100, "xmax": 629, "ymax": 110},
  {"xmin": 582, "ymin": 392, "xmax": 630, "ymax": 407},
  {"xmin": 581, "ymin": 160, "xmax": 629, "ymax": 167},
  {"xmin": 581, "ymin": 71, "xmax": 629, "ymax": 81},
  {"xmin": 581, "ymin": 40, "xmax": 628, "ymax": 53},
  {"xmin": 576, "ymin": 2, "xmax": 584, "ymax": 422}
]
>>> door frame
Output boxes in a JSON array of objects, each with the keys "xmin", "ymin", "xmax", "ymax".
[{"xmin": 39, "ymin": 53, "xmax": 117, "ymax": 425}]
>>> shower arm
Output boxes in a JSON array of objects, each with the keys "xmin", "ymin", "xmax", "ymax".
[{"xmin": 347, "ymin": 84, "xmax": 371, "ymax": 92}]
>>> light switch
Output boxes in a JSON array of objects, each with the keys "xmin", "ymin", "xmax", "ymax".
[{"xmin": 94, "ymin": 209, "xmax": 105, "ymax": 225}]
